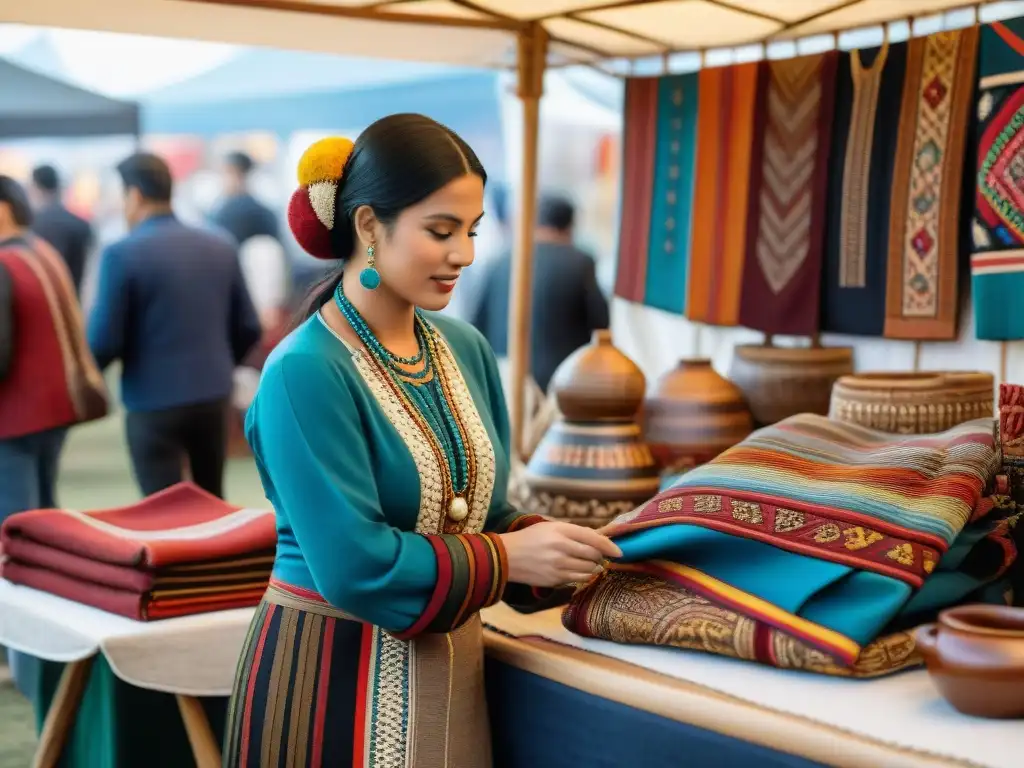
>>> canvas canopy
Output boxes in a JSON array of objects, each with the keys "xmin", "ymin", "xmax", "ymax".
[
  {"xmin": 0, "ymin": 0, "xmax": 995, "ymax": 69},
  {"xmin": 0, "ymin": 56, "xmax": 139, "ymax": 139}
]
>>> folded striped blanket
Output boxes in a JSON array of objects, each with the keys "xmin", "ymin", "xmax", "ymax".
[
  {"xmin": 605, "ymin": 415, "xmax": 999, "ymax": 586},
  {"xmin": 0, "ymin": 483, "xmax": 276, "ymax": 620},
  {"xmin": 564, "ymin": 413, "xmax": 1015, "ymax": 677}
]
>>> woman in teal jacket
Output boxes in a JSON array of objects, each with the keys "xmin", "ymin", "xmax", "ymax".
[{"xmin": 222, "ymin": 113, "xmax": 620, "ymax": 767}]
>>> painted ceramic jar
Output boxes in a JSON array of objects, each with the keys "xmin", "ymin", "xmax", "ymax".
[
  {"xmin": 729, "ymin": 344, "xmax": 854, "ymax": 427},
  {"xmin": 525, "ymin": 330, "xmax": 660, "ymax": 528}
]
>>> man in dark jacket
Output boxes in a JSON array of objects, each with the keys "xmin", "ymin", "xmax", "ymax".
[
  {"xmin": 29, "ymin": 165, "xmax": 93, "ymax": 294},
  {"xmin": 472, "ymin": 193, "xmax": 610, "ymax": 392},
  {"xmin": 89, "ymin": 153, "xmax": 262, "ymax": 498},
  {"xmin": 210, "ymin": 151, "xmax": 279, "ymax": 246}
]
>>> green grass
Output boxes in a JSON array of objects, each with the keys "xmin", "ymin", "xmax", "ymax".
[{"xmin": 0, "ymin": 410, "xmax": 266, "ymax": 765}]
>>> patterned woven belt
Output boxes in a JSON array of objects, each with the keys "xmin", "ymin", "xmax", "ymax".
[{"xmin": 262, "ymin": 580, "xmax": 359, "ymax": 621}]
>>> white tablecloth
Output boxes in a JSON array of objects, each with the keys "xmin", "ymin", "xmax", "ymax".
[
  {"xmin": 483, "ymin": 604, "xmax": 1023, "ymax": 768},
  {"xmin": 0, "ymin": 580, "xmax": 254, "ymax": 696}
]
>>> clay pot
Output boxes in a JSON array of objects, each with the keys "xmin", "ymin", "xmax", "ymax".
[
  {"xmin": 830, "ymin": 372, "xmax": 994, "ymax": 435},
  {"xmin": 643, "ymin": 359, "xmax": 753, "ymax": 472},
  {"xmin": 729, "ymin": 344, "xmax": 854, "ymax": 426},
  {"xmin": 550, "ymin": 329, "xmax": 646, "ymax": 422},
  {"xmin": 525, "ymin": 330, "xmax": 659, "ymax": 528},
  {"xmin": 916, "ymin": 605, "xmax": 1024, "ymax": 719}
]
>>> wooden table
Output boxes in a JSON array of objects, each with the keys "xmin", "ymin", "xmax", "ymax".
[{"xmin": 0, "ymin": 580, "xmax": 253, "ymax": 768}]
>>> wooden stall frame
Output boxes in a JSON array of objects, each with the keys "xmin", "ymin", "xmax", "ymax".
[
  {"xmin": 175, "ymin": 0, "xmax": 1002, "ymax": 456},
  {"xmin": 14, "ymin": 3, "xmax": 1007, "ymax": 761}
]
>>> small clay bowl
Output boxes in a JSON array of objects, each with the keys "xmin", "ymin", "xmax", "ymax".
[{"xmin": 915, "ymin": 604, "xmax": 1024, "ymax": 719}]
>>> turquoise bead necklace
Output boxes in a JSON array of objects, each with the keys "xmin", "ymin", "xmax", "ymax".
[{"xmin": 334, "ymin": 281, "xmax": 470, "ymax": 498}]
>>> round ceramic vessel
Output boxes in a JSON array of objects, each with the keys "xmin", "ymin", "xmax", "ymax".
[
  {"xmin": 916, "ymin": 604, "xmax": 1024, "ymax": 719},
  {"xmin": 550, "ymin": 329, "xmax": 646, "ymax": 422},
  {"xmin": 729, "ymin": 344, "xmax": 854, "ymax": 426},
  {"xmin": 642, "ymin": 359, "xmax": 753, "ymax": 471}
]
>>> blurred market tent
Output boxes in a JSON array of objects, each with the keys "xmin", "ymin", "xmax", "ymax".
[{"xmin": 0, "ymin": 25, "xmax": 625, "ymax": 306}]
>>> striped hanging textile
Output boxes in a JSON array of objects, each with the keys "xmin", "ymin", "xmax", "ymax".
[
  {"xmin": 973, "ymin": 19, "xmax": 1024, "ymax": 341},
  {"xmin": 685, "ymin": 62, "xmax": 759, "ymax": 326},
  {"xmin": 613, "ymin": 73, "xmax": 699, "ymax": 314},
  {"xmin": 739, "ymin": 52, "xmax": 838, "ymax": 336},
  {"xmin": 821, "ymin": 41, "xmax": 908, "ymax": 336},
  {"xmin": 885, "ymin": 27, "xmax": 978, "ymax": 340}
]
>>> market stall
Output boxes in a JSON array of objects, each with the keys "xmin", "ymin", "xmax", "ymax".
[{"xmin": 2, "ymin": 2, "xmax": 1024, "ymax": 767}]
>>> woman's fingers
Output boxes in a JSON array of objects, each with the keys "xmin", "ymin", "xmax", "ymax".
[
  {"xmin": 558, "ymin": 557, "xmax": 603, "ymax": 576},
  {"xmin": 561, "ymin": 540, "xmax": 605, "ymax": 564},
  {"xmin": 561, "ymin": 524, "xmax": 623, "ymax": 559},
  {"xmin": 564, "ymin": 572, "xmax": 598, "ymax": 584}
]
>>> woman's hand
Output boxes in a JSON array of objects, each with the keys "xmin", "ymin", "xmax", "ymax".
[{"xmin": 499, "ymin": 522, "xmax": 623, "ymax": 588}]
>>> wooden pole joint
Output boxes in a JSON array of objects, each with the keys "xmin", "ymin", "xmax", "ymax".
[{"xmin": 517, "ymin": 22, "xmax": 549, "ymax": 100}]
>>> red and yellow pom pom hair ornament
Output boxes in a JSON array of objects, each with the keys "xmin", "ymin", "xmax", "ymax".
[{"xmin": 286, "ymin": 136, "xmax": 381, "ymax": 290}]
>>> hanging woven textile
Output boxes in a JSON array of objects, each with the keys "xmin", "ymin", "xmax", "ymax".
[
  {"xmin": 613, "ymin": 73, "xmax": 700, "ymax": 315},
  {"xmin": 973, "ymin": 19, "xmax": 1024, "ymax": 341},
  {"xmin": 820, "ymin": 41, "xmax": 907, "ymax": 336},
  {"xmin": 685, "ymin": 62, "xmax": 759, "ymax": 327},
  {"xmin": 739, "ymin": 52, "xmax": 838, "ymax": 336},
  {"xmin": 884, "ymin": 27, "xmax": 978, "ymax": 340}
]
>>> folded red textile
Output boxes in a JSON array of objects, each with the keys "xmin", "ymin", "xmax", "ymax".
[
  {"xmin": 2, "ymin": 536, "xmax": 274, "ymax": 593},
  {"xmin": 2, "ymin": 559, "xmax": 269, "ymax": 621},
  {"xmin": 0, "ymin": 482, "xmax": 276, "ymax": 567}
]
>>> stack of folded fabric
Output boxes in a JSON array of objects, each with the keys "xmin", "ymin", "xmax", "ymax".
[
  {"xmin": 0, "ymin": 482, "xmax": 276, "ymax": 620},
  {"xmin": 564, "ymin": 397, "xmax": 1020, "ymax": 678}
]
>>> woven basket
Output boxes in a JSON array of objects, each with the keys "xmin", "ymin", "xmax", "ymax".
[{"xmin": 829, "ymin": 372, "xmax": 994, "ymax": 435}]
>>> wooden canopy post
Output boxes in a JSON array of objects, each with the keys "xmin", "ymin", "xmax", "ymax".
[{"xmin": 508, "ymin": 21, "xmax": 548, "ymax": 461}]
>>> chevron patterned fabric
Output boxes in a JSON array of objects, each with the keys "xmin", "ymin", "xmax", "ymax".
[{"xmin": 740, "ymin": 52, "xmax": 838, "ymax": 335}]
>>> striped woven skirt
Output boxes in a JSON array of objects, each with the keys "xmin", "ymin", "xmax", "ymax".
[{"xmin": 223, "ymin": 582, "xmax": 492, "ymax": 767}]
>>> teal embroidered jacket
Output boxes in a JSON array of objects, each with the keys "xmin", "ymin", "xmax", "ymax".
[{"xmin": 245, "ymin": 311, "xmax": 544, "ymax": 638}]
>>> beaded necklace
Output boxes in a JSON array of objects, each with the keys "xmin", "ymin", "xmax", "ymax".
[{"xmin": 334, "ymin": 282, "xmax": 474, "ymax": 523}]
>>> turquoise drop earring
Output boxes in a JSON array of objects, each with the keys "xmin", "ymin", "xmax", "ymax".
[{"xmin": 359, "ymin": 243, "xmax": 381, "ymax": 290}]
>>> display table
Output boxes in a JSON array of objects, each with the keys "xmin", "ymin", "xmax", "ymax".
[
  {"xmin": 0, "ymin": 580, "xmax": 254, "ymax": 767},
  {"xmin": 482, "ymin": 604, "xmax": 1023, "ymax": 768},
  {"xmin": 4, "ymin": 578, "xmax": 1021, "ymax": 768}
]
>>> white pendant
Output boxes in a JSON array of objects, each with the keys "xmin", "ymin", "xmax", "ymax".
[{"xmin": 448, "ymin": 496, "xmax": 469, "ymax": 522}]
